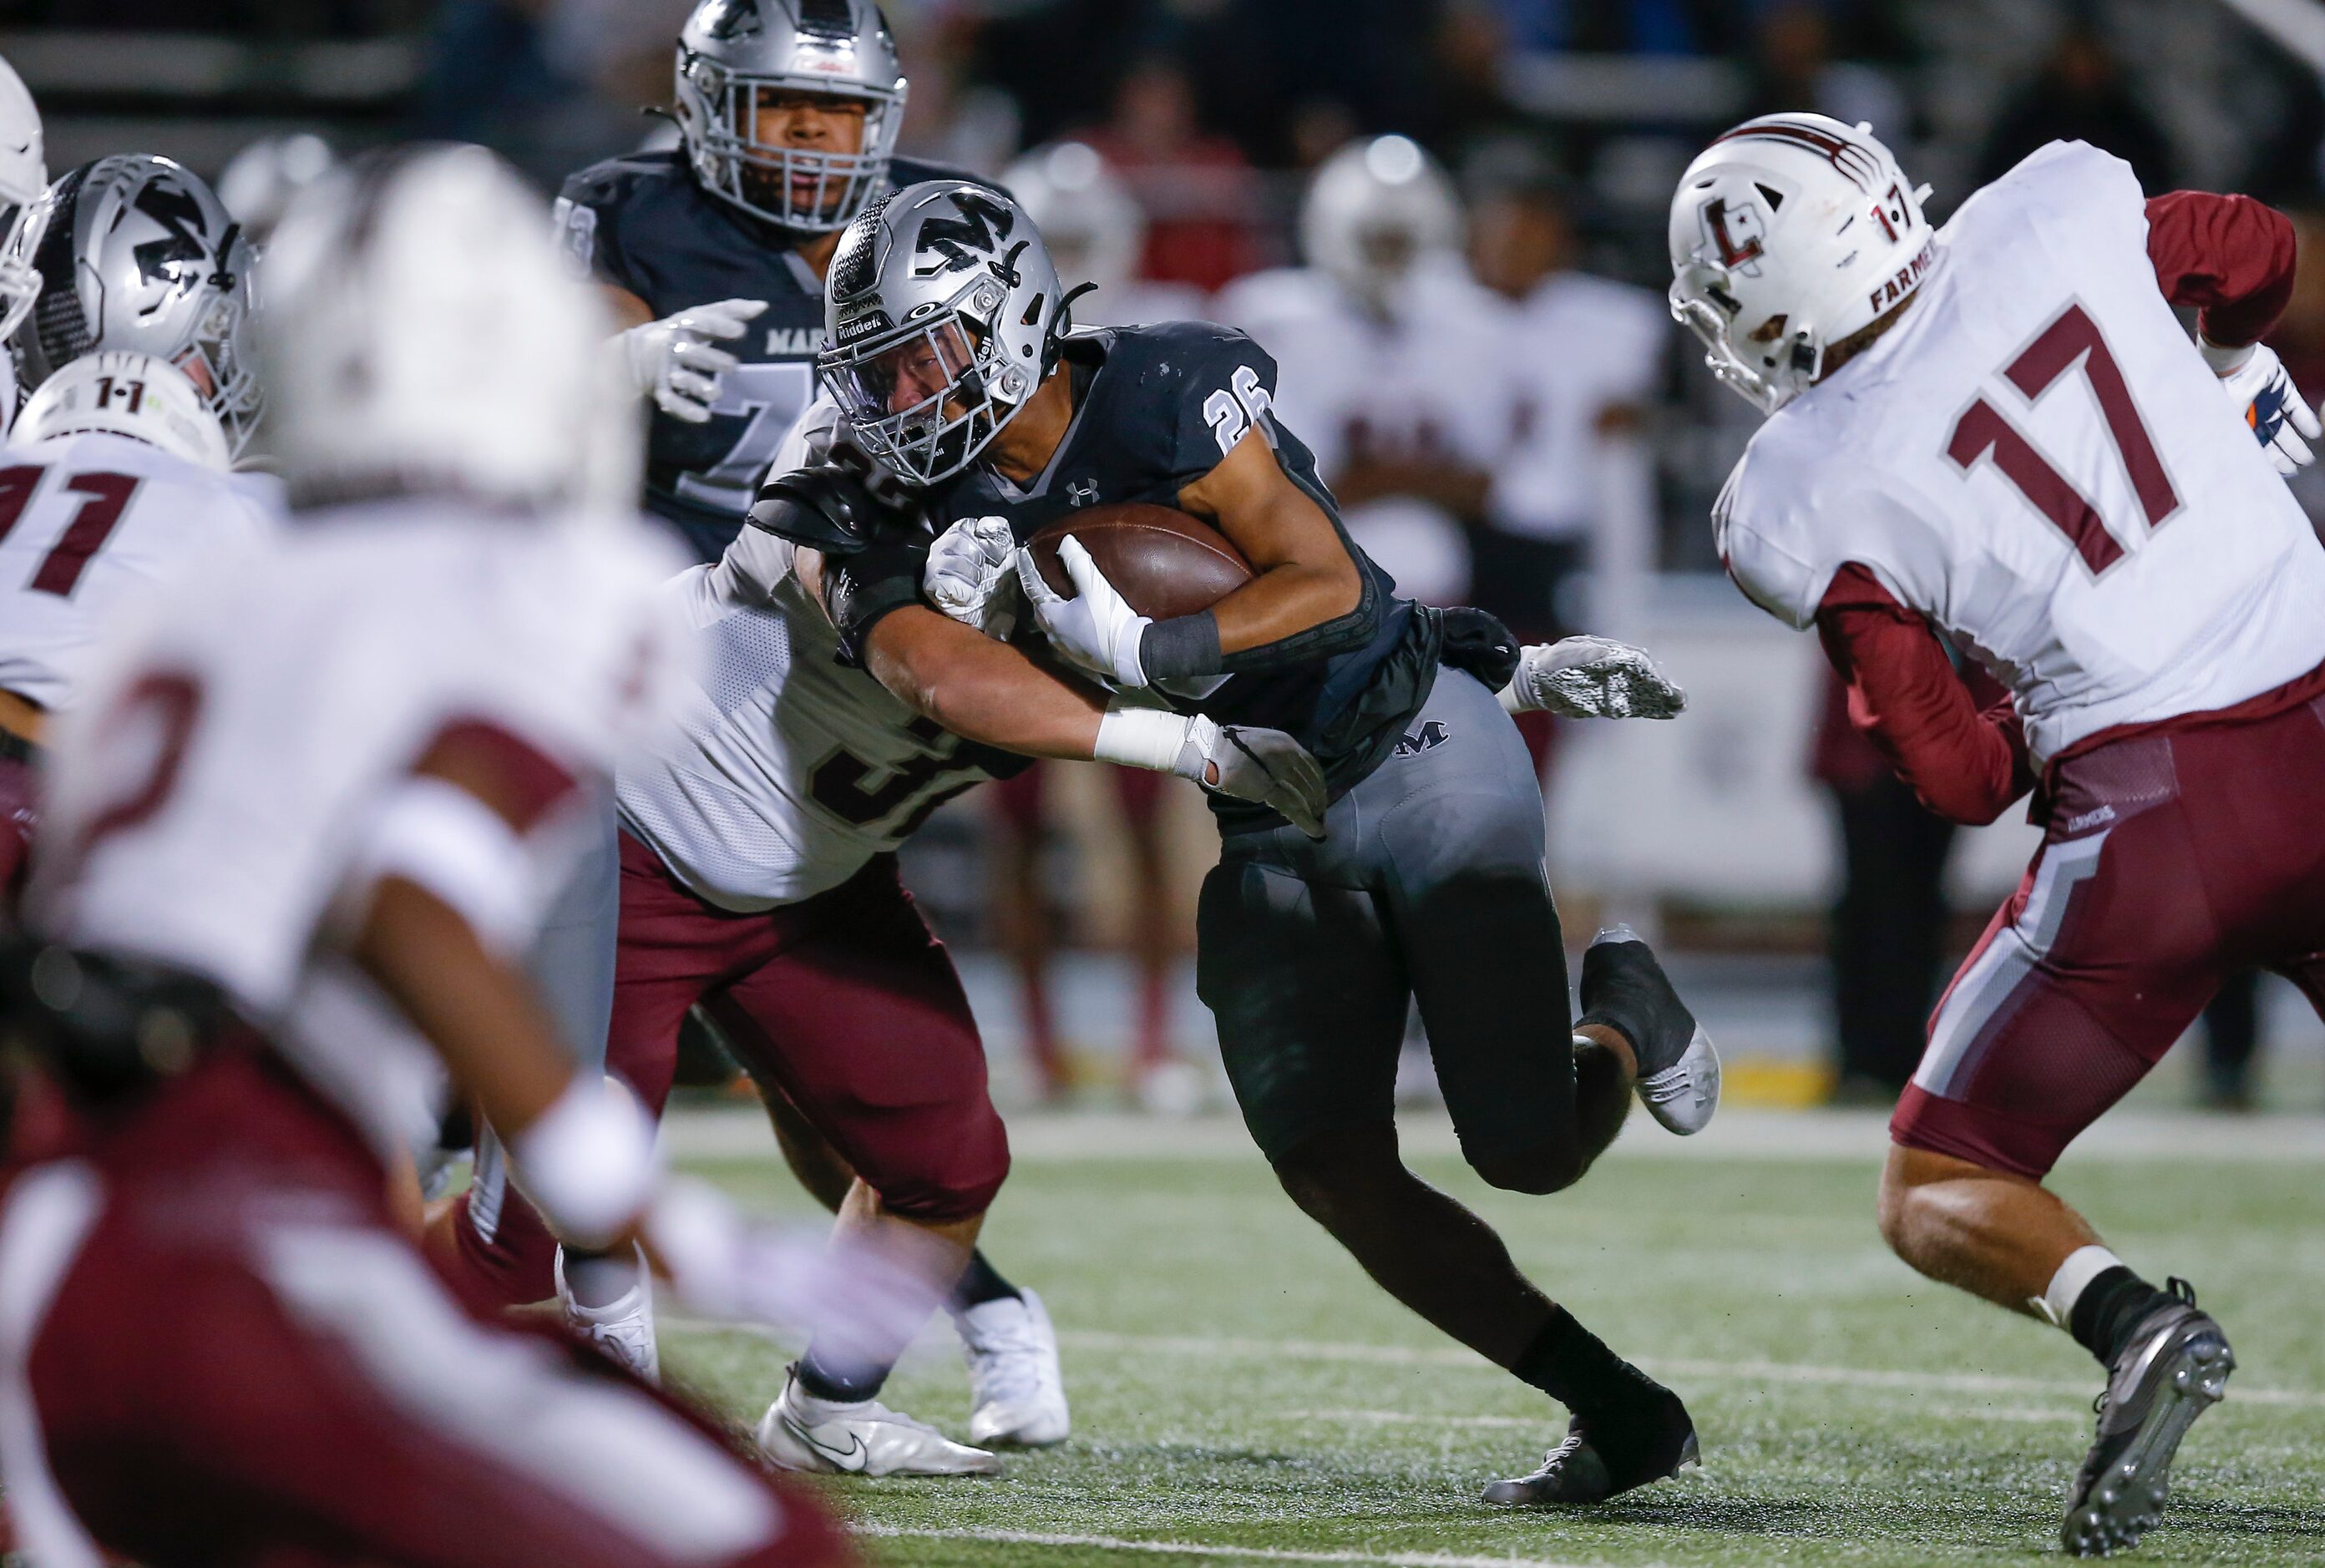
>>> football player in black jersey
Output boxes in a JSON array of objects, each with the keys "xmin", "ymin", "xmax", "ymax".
[
  {"xmin": 518, "ymin": 0, "xmax": 1068, "ymax": 1454},
  {"xmin": 752, "ymin": 180, "xmax": 1724, "ymax": 1506},
  {"xmin": 559, "ymin": 0, "xmax": 986, "ymax": 564}
]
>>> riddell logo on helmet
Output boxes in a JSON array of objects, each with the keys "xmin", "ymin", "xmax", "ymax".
[
  {"xmin": 1867, "ymin": 237, "xmax": 1936, "ymax": 315},
  {"xmin": 1702, "ymin": 199, "xmax": 1765, "ymax": 276}
]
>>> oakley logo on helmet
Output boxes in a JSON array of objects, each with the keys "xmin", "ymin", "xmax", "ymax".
[
  {"xmin": 132, "ymin": 183, "xmax": 217, "ymax": 292},
  {"xmin": 912, "ymin": 189, "xmax": 1011, "ymax": 277},
  {"xmin": 1702, "ymin": 198, "xmax": 1765, "ymax": 276}
]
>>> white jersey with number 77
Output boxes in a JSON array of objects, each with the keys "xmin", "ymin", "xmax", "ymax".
[{"xmin": 1715, "ymin": 139, "xmax": 2325, "ymax": 766}]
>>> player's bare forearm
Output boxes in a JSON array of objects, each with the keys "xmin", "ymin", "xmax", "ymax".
[
  {"xmin": 1179, "ymin": 428, "xmax": 1363, "ymax": 655},
  {"xmin": 865, "ymin": 604, "xmax": 1107, "ymax": 759},
  {"xmin": 352, "ymin": 875, "xmax": 575, "ymax": 1141}
]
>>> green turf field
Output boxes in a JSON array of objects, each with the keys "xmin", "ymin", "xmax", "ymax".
[{"xmin": 665, "ymin": 1111, "xmax": 2325, "ymax": 1567}]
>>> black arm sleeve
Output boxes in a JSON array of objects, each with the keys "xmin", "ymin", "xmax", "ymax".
[{"xmin": 823, "ymin": 541, "xmax": 930, "ymax": 668}]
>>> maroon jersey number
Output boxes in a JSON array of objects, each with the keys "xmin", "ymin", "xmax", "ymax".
[
  {"xmin": 0, "ymin": 467, "xmax": 146, "ymax": 597},
  {"xmin": 1945, "ymin": 302, "xmax": 2179, "ymax": 575}
]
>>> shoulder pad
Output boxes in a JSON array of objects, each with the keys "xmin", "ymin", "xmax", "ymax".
[{"xmin": 748, "ymin": 463, "xmax": 919, "ymax": 556}]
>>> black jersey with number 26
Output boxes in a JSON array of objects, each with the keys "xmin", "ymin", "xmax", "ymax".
[{"xmin": 919, "ymin": 321, "xmax": 1445, "ymax": 827}]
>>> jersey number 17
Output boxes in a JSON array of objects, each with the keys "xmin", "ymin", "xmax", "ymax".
[{"xmin": 1944, "ymin": 301, "xmax": 2180, "ymax": 575}]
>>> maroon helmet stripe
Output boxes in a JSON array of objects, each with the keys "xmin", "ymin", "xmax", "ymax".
[{"xmin": 1712, "ymin": 122, "xmax": 1882, "ymax": 191}]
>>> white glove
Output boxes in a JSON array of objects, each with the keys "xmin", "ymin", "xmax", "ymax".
[
  {"xmin": 1179, "ymin": 715, "xmax": 1329, "ymax": 838},
  {"xmin": 2205, "ymin": 338, "xmax": 2321, "ymax": 477},
  {"xmin": 645, "ymin": 1176, "xmax": 938, "ymax": 1349},
  {"xmin": 1015, "ymin": 536, "xmax": 1152, "ymax": 687},
  {"xmin": 1500, "ymin": 635, "xmax": 1687, "ymax": 720},
  {"xmin": 924, "ymin": 516, "xmax": 1021, "ymax": 638},
  {"xmin": 614, "ymin": 298, "xmax": 769, "ymax": 425}
]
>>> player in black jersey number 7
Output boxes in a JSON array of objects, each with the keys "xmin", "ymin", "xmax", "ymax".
[{"xmin": 757, "ymin": 180, "xmax": 1724, "ymax": 1506}]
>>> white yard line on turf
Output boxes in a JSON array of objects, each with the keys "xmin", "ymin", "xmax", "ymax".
[
  {"xmin": 661, "ymin": 1316, "xmax": 2325, "ymax": 1409},
  {"xmin": 855, "ymin": 1525, "xmax": 1654, "ymax": 1568},
  {"xmin": 1052, "ymin": 1330, "xmax": 2325, "ymax": 1409}
]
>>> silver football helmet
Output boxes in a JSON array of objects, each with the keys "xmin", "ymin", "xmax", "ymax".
[
  {"xmin": 10, "ymin": 155, "xmax": 261, "ymax": 459},
  {"xmin": 819, "ymin": 180, "xmax": 1069, "ymax": 487},
  {"xmin": 1300, "ymin": 134, "xmax": 1461, "ymax": 312},
  {"xmin": 0, "ymin": 55, "xmax": 46, "ymax": 351},
  {"xmin": 673, "ymin": 0, "xmax": 907, "ymax": 235}
]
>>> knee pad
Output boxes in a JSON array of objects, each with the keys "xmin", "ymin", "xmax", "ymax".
[
  {"xmin": 864, "ymin": 1105, "xmax": 1010, "ymax": 1223},
  {"xmin": 1469, "ymin": 1142, "xmax": 1584, "ymax": 1196}
]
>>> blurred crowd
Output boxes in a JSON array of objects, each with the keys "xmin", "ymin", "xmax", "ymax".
[{"xmin": 9, "ymin": 0, "xmax": 2322, "ymax": 1107}]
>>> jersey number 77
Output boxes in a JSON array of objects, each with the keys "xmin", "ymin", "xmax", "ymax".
[{"xmin": 1944, "ymin": 301, "xmax": 2181, "ymax": 576}]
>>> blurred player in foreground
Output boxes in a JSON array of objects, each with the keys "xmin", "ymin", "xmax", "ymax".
[
  {"xmin": 762, "ymin": 179, "xmax": 1716, "ymax": 1508},
  {"xmin": 0, "ymin": 144, "xmax": 873, "ymax": 1567},
  {"xmin": 0, "ymin": 56, "xmax": 43, "ymax": 429},
  {"xmin": 1675, "ymin": 113, "xmax": 2325, "ymax": 1555}
]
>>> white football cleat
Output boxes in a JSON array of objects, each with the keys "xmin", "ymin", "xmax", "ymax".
[
  {"xmin": 555, "ymin": 1246, "xmax": 659, "ymax": 1385},
  {"xmin": 756, "ymin": 1366, "xmax": 1002, "ymax": 1477},
  {"xmin": 958, "ymin": 1288, "xmax": 1071, "ymax": 1448}
]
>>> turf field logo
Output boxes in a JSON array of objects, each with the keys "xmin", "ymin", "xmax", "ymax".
[{"xmin": 1392, "ymin": 721, "xmax": 1450, "ymax": 758}]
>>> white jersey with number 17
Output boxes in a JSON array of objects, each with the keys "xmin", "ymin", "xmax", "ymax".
[
  {"xmin": 1717, "ymin": 140, "xmax": 2325, "ymax": 765},
  {"xmin": 0, "ymin": 432, "xmax": 278, "ymax": 711}
]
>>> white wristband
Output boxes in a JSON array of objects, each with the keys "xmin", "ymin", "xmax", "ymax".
[
  {"xmin": 509, "ymin": 1075, "xmax": 657, "ymax": 1251},
  {"xmin": 1093, "ymin": 704, "xmax": 1194, "ymax": 774},
  {"xmin": 2199, "ymin": 336, "xmax": 2256, "ymax": 377}
]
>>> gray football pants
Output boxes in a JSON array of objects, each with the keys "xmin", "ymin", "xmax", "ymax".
[{"xmin": 1197, "ymin": 669, "xmax": 1579, "ymax": 1177}]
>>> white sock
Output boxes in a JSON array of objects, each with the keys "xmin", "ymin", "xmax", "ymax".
[
  {"xmin": 559, "ymin": 1245, "xmax": 646, "ymax": 1314},
  {"xmin": 2035, "ymin": 1244, "xmax": 2125, "ymax": 1328}
]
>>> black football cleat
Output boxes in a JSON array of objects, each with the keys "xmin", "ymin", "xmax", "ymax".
[
  {"xmin": 2060, "ymin": 1278, "xmax": 2234, "ymax": 1557},
  {"xmin": 1578, "ymin": 926, "xmax": 1720, "ymax": 1135},
  {"xmin": 1481, "ymin": 1388, "xmax": 1699, "ymax": 1507}
]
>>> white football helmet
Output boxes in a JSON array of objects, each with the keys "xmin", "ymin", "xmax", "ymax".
[
  {"xmin": 14, "ymin": 351, "xmax": 230, "ymax": 471},
  {"xmin": 1299, "ymin": 135, "xmax": 1461, "ymax": 312},
  {"xmin": 0, "ymin": 54, "xmax": 44, "ymax": 350},
  {"xmin": 256, "ymin": 143, "xmax": 633, "ymax": 516},
  {"xmin": 1004, "ymin": 142, "xmax": 1143, "ymax": 299},
  {"xmin": 216, "ymin": 132, "xmax": 337, "ymax": 245},
  {"xmin": 1668, "ymin": 113, "xmax": 1932, "ymax": 412}
]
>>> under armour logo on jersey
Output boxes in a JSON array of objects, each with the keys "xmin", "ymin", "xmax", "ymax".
[
  {"xmin": 1702, "ymin": 199, "xmax": 1765, "ymax": 276},
  {"xmin": 1066, "ymin": 478, "xmax": 1099, "ymax": 507},
  {"xmin": 1393, "ymin": 721, "xmax": 1450, "ymax": 758}
]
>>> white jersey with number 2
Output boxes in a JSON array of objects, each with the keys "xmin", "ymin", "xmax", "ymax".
[{"xmin": 1717, "ymin": 140, "xmax": 2325, "ymax": 764}]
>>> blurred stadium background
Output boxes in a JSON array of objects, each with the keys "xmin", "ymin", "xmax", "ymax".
[{"xmin": 14, "ymin": 0, "xmax": 2325, "ymax": 1114}]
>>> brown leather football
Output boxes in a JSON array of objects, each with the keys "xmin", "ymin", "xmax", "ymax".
[{"xmin": 1026, "ymin": 503, "xmax": 1253, "ymax": 621}]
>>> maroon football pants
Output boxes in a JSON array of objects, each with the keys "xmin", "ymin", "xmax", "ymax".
[
  {"xmin": 449, "ymin": 834, "xmax": 1007, "ymax": 1308},
  {"xmin": 0, "ymin": 1048, "xmax": 851, "ymax": 1568},
  {"xmin": 1894, "ymin": 693, "xmax": 2325, "ymax": 1177}
]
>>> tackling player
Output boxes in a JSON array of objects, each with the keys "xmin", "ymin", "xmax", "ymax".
[
  {"xmin": 0, "ymin": 144, "xmax": 865, "ymax": 1568},
  {"xmin": 447, "ymin": 391, "xmax": 1327, "ymax": 1474},
  {"xmin": 758, "ymin": 180, "xmax": 1722, "ymax": 1508},
  {"xmin": 1673, "ymin": 113, "xmax": 2325, "ymax": 1555}
]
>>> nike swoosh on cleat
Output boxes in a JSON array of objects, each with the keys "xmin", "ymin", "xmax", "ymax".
[{"xmin": 785, "ymin": 1414, "xmax": 869, "ymax": 1474}]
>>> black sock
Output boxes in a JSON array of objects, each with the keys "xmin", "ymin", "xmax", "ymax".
[
  {"xmin": 2068, "ymin": 1266, "xmax": 2172, "ymax": 1367},
  {"xmin": 946, "ymin": 1249, "xmax": 1023, "ymax": 1315},
  {"xmin": 1511, "ymin": 1306, "xmax": 1669, "ymax": 1421},
  {"xmin": 794, "ymin": 1345, "xmax": 889, "ymax": 1404}
]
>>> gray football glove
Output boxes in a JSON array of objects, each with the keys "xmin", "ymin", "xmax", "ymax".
[
  {"xmin": 1176, "ymin": 716, "xmax": 1328, "ymax": 838},
  {"xmin": 1500, "ymin": 635, "xmax": 1686, "ymax": 721}
]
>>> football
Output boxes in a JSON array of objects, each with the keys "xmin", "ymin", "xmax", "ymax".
[{"xmin": 1026, "ymin": 503, "xmax": 1253, "ymax": 621}]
